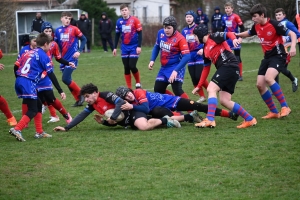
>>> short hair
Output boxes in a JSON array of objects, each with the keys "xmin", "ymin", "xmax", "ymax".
[
  {"xmin": 61, "ymin": 11, "xmax": 72, "ymax": 18},
  {"xmin": 275, "ymin": 8, "xmax": 285, "ymax": 15},
  {"xmin": 120, "ymin": 4, "xmax": 128, "ymax": 10},
  {"xmin": 250, "ymin": 4, "xmax": 267, "ymax": 17},
  {"xmin": 224, "ymin": 2, "xmax": 234, "ymax": 8},
  {"xmin": 80, "ymin": 83, "xmax": 98, "ymax": 95},
  {"xmin": 36, "ymin": 33, "xmax": 51, "ymax": 47}
]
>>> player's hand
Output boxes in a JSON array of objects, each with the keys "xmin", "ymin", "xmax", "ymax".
[
  {"xmin": 69, "ymin": 62, "xmax": 76, "ymax": 68},
  {"xmin": 73, "ymin": 52, "xmax": 80, "ymax": 59},
  {"xmin": 197, "ymin": 49, "xmax": 203, "ymax": 55},
  {"xmin": 192, "ymin": 87, "xmax": 200, "ymax": 95},
  {"xmin": 148, "ymin": 61, "xmax": 155, "ymax": 70},
  {"xmin": 94, "ymin": 114, "xmax": 104, "ymax": 124},
  {"xmin": 136, "ymin": 47, "xmax": 141, "ymax": 55},
  {"xmin": 0, "ymin": 63, "xmax": 4, "ymax": 70},
  {"xmin": 107, "ymin": 118, "xmax": 117, "ymax": 124},
  {"xmin": 121, "ymin": 101, "xmax": 133, "ymax": 110},
  {"xmin": 289, "ymin": 46, "xmax": 296, "ymax": 57},
  {"xmin": 168, "ymin": 70, "xmax": 178, "ymax": 83},
  {"xmin": 60, "ymin": 92, "xmax": 66, "ymax": 100},
  {"xmin": 113, "ymin": 49, "xmax": 117, "ymax": 56},
  {"xmin": 53, "ymin": 126, "xmax": 66, "ymax": 132},
  {"xmin": 232, "ymin": 38, "xmax": 240, "ymax": 48}
]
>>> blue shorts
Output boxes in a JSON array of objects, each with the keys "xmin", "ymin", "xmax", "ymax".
[
  {"xmin": 156, "ymin": 66, "xmax": 186, "ymax": 83},
  {"xmin": 121, "ymin": 44, "xmax": 139, "ymax": 58},
  {"xmin": 36, "ymin": 76, "xmax": 53, "ymax": 92},
  {"xmin": 15, "ymin": 76, "xmax": 37, "ymax": 99},
  {"xmin": 146, "ymin": 91, "xmax": 180, "ymax": 110},
  {"xmin": 187, "ymin": 51, "xmax": 204, "ymax": 66},
  {"xmin": 226, "ymin": 39, "xmax": 241, "ymax": 50}
]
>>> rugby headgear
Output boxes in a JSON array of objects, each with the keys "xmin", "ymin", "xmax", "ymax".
[
  {"xmin": 163, "ymin": 16, "xmax": 177, "ymax": 31},
  {"xmin": 29, "ymin": 31, "xmax": 40, "ymax": 41},
  {"xmin": 185, "ymin": 10, "xmax": 196, "ymax": 24},
  {"xmin": 193, "ymin": 24, "xmax": 208, "ymax": 43},
  {"xmin": 41, "ymin": 21, "xmax": 53, "ymax": 32},
  {"xmin": 116, "ymin": 86, "xmax": 133, "ymax": 99}
]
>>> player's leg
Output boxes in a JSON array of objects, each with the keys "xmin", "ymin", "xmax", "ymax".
[
  {"xmin": 281, "ymin": 63, "xmax": 298, "ymax": 92},
  {"xmin": 171, "ymin": 81, "xmax": 189, "ymax": 99},
  {"xmin": 128, "ymin": 56, "xmax": 141, "ymax": 88},
  {"xmin": 194, "ymin": 63, "xmax": 207, "ymax": 102},
  {"xmin": 234, "ymin": 49, "xmax": 243, "ymax": 81},
  {"xmin": 33, "ymin": 97, "xmax": 51, "ymax": 139},
  {"xmin": 121, "ymin": 55, "xmax": 132, "ymax": 88},
  {"xmin": 62, "ymin": 67, "xmax": 83, "ymax": 106},
  {"xmin": 154, "ymin": 80, "xmax": 169, "ymax": 94},
  {"xmin": 0, "ymin": 95, "xmax": 17, "ymax": 126}
]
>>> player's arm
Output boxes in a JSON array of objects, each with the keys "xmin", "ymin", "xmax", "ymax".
[
  {"xmin": 286, "ymin": 21, "xmax": 300, "ymax": 38},
  {"xmin": 63, "ymin": 108, "xmax": 92, "ymax": 131},
  {"xmin": 137, "ymin": 31, "xmax": 142, "ymax": 48},
  {"xmin": 174, "ymin": 40, "xmax": 191, "ymax": 72},
  {"xmin": 236, "ymin": 24, "xmax": 255, "ymax": 38},
  {"xmin": 114, "ymin": 32, "xmax": 121, "ymax": 49},
  {"xmin": 78, "ymin": 34, "xmax": 87, "ymax": 53},
  {"xmin": 100, "ymin": 91, "xmax": 125, "ymax": 121},
  {"xmin": 193, "ymin": 57, "xmax": 211, "ymax": 94},
  {"xmin": 47, "ymin": 72, "xmax": 63, "ymax": 94}
]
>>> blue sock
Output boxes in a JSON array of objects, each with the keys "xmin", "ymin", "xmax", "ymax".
[
  {"xmin": 261, "ymin": 90, "xmax": 278, "ymax": 113},
  {"xmin": 207, "ymin": 97, "xmax": 217, "ymax": 121},
  {"xmin": 270, "ymin": 82, "xmax": 288, "ymax": 107},
  {"xmin": 232, "ymin": 103, "xmax": 253, "ymax": 121}
]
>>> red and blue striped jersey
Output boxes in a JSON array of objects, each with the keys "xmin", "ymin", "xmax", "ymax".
[
  {"xmin": 222, "ymin": 13, "xmax": 243, "ymax": 33},
  {"xmin": 115, "ymin": 16, "xmax": 142, "ymax": 45}
]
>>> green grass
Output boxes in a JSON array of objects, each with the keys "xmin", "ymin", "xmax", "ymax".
[{"xmin": 0, "ymin": 44, "xmax": 300, "ymax": 199}]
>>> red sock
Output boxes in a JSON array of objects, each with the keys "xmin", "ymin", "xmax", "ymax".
[
  {"xmin": 165, "ymin": 90, "xmax": 174, "ymax": 96},
  {"xmin": 48, "ymin": 105, "xmax": 57, "ymax": 117},
  {"xmin": 0, "ymin": 96, "xmax": 13, "ymax": 119},
  {"xmin": 180, "ymin": 92, "xmax": 189, "ymax": 99},
  {"xmin": 15, "ymin": 115, "xmax": 31, "ymax": 131},
  {"xmin": 239, "ymin": 62, "xmax": 243, "ymax": 76},
  {"xmin": 124, "ymin": 74, "xmax": 132, "ymax": 89},
  {"xmin": 34, "ymin": 112, "xmax": 43, "ymax": 133},
  {"xmin": 51, "ymin": 99, "xmax": 67, "ymax": 115},
  {"xmin": 195, "ymin": 85, "xmax": 205, "ymax": 97},
  {"xmin": 132, "ymin": 71, "xmax": 141, "ymax": 83},
  {"xmin": 22, "ymin": 104, "xmax": 28, "ymax": 116},
  {"xmin": 220, "ymin": 109, "xmax": 230, "ymax": 118},
  {"xmin": 68, "ymin": 81, "xmax": 81, "ymax": 101}
]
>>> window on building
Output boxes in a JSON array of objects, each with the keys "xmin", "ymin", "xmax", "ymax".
[
  {"xmin": 159, "ymin": 6, "xmax": 162, "ymax": 23},
  {"xmin": 143, "ymin": 7, "xmax": 147, "ymax": 24}
]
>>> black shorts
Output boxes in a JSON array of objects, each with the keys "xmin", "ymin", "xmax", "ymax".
[
  {"xmin": 211, "ymin": 64, "xmax": 239, "ymax": 94},
  {"xmin": 258, "ymin": 55, "xmax": 286, "ymax": 76},
  {"xmin": 119, "ymin": 110, "xmax": 147, "ymax": 129}
]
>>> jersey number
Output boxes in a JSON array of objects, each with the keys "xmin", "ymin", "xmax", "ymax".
[{"xmin": 21, "ymin": 58, "xmax": 31, "ymax": 74}]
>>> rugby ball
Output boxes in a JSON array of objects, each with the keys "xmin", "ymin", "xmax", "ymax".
[{"xmin": 104, "ymin": 109, "xmax": 125, "ymax": 122}]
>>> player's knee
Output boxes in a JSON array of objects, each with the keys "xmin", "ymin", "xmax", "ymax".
[{"xmin": 62, "ymin": 77, "xmax": 71, "ymax": 85}]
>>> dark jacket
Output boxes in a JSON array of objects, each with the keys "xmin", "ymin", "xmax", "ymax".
[
  {"xmin": 211, "ymin": 7, "xmax": 223, "ymax": 32},
  {"xmin": 99, "ymin": 13, "xmax": 113, "ymax": 39},
  {"xmin": 195, "ymin": 8, "xmax": 209, "ymax": 26},
  {"xmin": 70, "ymin": 18, "xmax": 77, "ymax": 26},
  {"xmin": 77, "ymin": 16, "xmax": 91, "ymax": 39},
  {"xmin": 31, "ymin": 17, "xmax": 44, "ymax": 32}
]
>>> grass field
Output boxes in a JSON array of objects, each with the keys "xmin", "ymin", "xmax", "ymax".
[{"xmin": 0, "ymin": 44, "xmax": 300, "ymax": 199}]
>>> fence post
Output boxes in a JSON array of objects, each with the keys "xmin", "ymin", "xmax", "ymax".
[{"xmin": 0, "ymin": 31, "xmax": 7, "ymax": 53}]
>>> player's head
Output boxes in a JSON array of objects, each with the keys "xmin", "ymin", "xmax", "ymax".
[
  {"xmin": 80, "ymin": 83, "xmax": 99, "ymax": 104},
  {"xmin": 250, "ymin": 4, "xmax": 267, "ymax": 24},
  {"xmin": 36, "ymin": 32, "xmax": 51, "ymax": 52},
  {"xmin": 41, "ymin": 22, "xmax": 53, "ymax": 36},
  {"xmin": 185, "ymin": 10, "xmax": 196, "ymax": 25},
  {"xmin": 163, "ymin": 16, "xmax": 177, "ymax": 36},
  {"xmin": 193, "ymin": 24, "xmax": 208, "ymax": 43},
  {"xmin": 29, "ymin": 31, "xmax": 39, "ymax": 48},
  {"xmin": 120, "ymin": 4, "xmax": 130, "ymax": 18},
  {"xmin": 116, "ymin": 86, "xmax": 134, "ymax": 101},
  {"xmin": 224, "ymin": 2, "xmax": 234, "ymax": 15},
  {"xmin": 275, "ymin": 8, "xmax": 285, "ymax": 21},
  {"xmin": 61, "ymin": 11, "xmax": 72, "ymax": 26}
]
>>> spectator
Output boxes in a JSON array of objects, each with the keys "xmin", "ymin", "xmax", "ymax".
[
  {"xmin": 99, "ymin": 12, "xmax": 114, "ymax": 52},
  {"xmin": 211, "ymin": 6, "xmax": 223, "ymax": 33},
  {"xmin": 31, "ymin": 12, "xmax": 44, "ymax": 32},
  {"xmin": 77, "ymin": 12, "xmax": 91, "ymax": 53},
  {"xmin": 70, "ymin": 17, "xmax": 77, "ymax": 26},
  {"xmin": 195, "ymin": 8, "xmax": 209, "ymax": 27}
]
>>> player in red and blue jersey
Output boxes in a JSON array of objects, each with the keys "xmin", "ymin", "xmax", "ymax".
[
  {"xmin": 192, "ymin": 24, "xmax": 257, "ymax": 129},
  {"xmin": 222, "ymin": 2, "xmax": 245, "ymax": 81},
  {"xmin": 181, "ymin": 10, "xmax": 208, "ymax": 103},
  {"xmin": 237, "ymin": 4, "xmax": 296, "ymax": 119},
  {"xmin": 149, "ymin": 16, "xmax": 191, "ymax": 100},
  {"xmin": 54, "ymin": 11, "xmax": 87, "ymax": 107},
  {"xmin": 10, "ymin": 33, "xmax": 61, "ymax": 141},
  {"xmin": 113, "ymin": 4, "xmax": 142, "ymax": 89},
  {"xmin": 116, "ymin": 86, "xmax": 240, "ymax": 124}
]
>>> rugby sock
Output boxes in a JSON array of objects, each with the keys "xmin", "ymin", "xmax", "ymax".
[
  {"xmin": 261, "ymin": 90, "xmax": 278, "ymax": 113},
  {"xmin": 218, "ymin": 109, "xmax": 229, "ymax": 117},
  {"xmin": 22, "ymin": 104, "xmax": 28, "ymax": 116},
  {"xmin": 33, "ymin": 112, "xmax": 43, "ymax": 134},
  {"xmin": 239, "ymin": 62, "xmax": 243, "ymax": 76},
  {"xmin": 0, "ymin": 96, "xmax": 13, "ymax": 119},
  {"xmin": 48, "ymin": 105, "xmax": 57, "ymax": 117},
  {"xmin": 51, "ymin": 99, "xmax": 67, "ymax": 116},
  {"xmin": 124, "ymin": 74, "xmax": 132, "ymax": 89},
  {"xmin": 232, "ymin": 102, "xmax": 253, "ymax": 121},
  {"xmin": 160, "ymin": 117, "xmax": 168, "ymax": 125},
  {"xmin": 270, "ymin": 82, "xmax": 288, "ymax": 107},
  {"xmin": 180, "ymin": 92, "xmax": 189, "ymax": 99},
  {"xmin": 132, "ymin": 71, "xmax": 141, "ymax": 84},
  {"xmin": 68, "ymin": 81, "xmax": 81, "ymax": 101},
  {"xmin": 207, "ymin": 97, "xmax": 217, "ymax": 121},
  {"xmin": 165, "ymin": 90, "xmax": 174, "ymax": 96},
  {"xmin": 15, "ymin": 115, "xmax": 31, "ymax": 131},
  {"xmin": 195, "ymin": 85, "xmax": 205, "ymax": 98}
]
